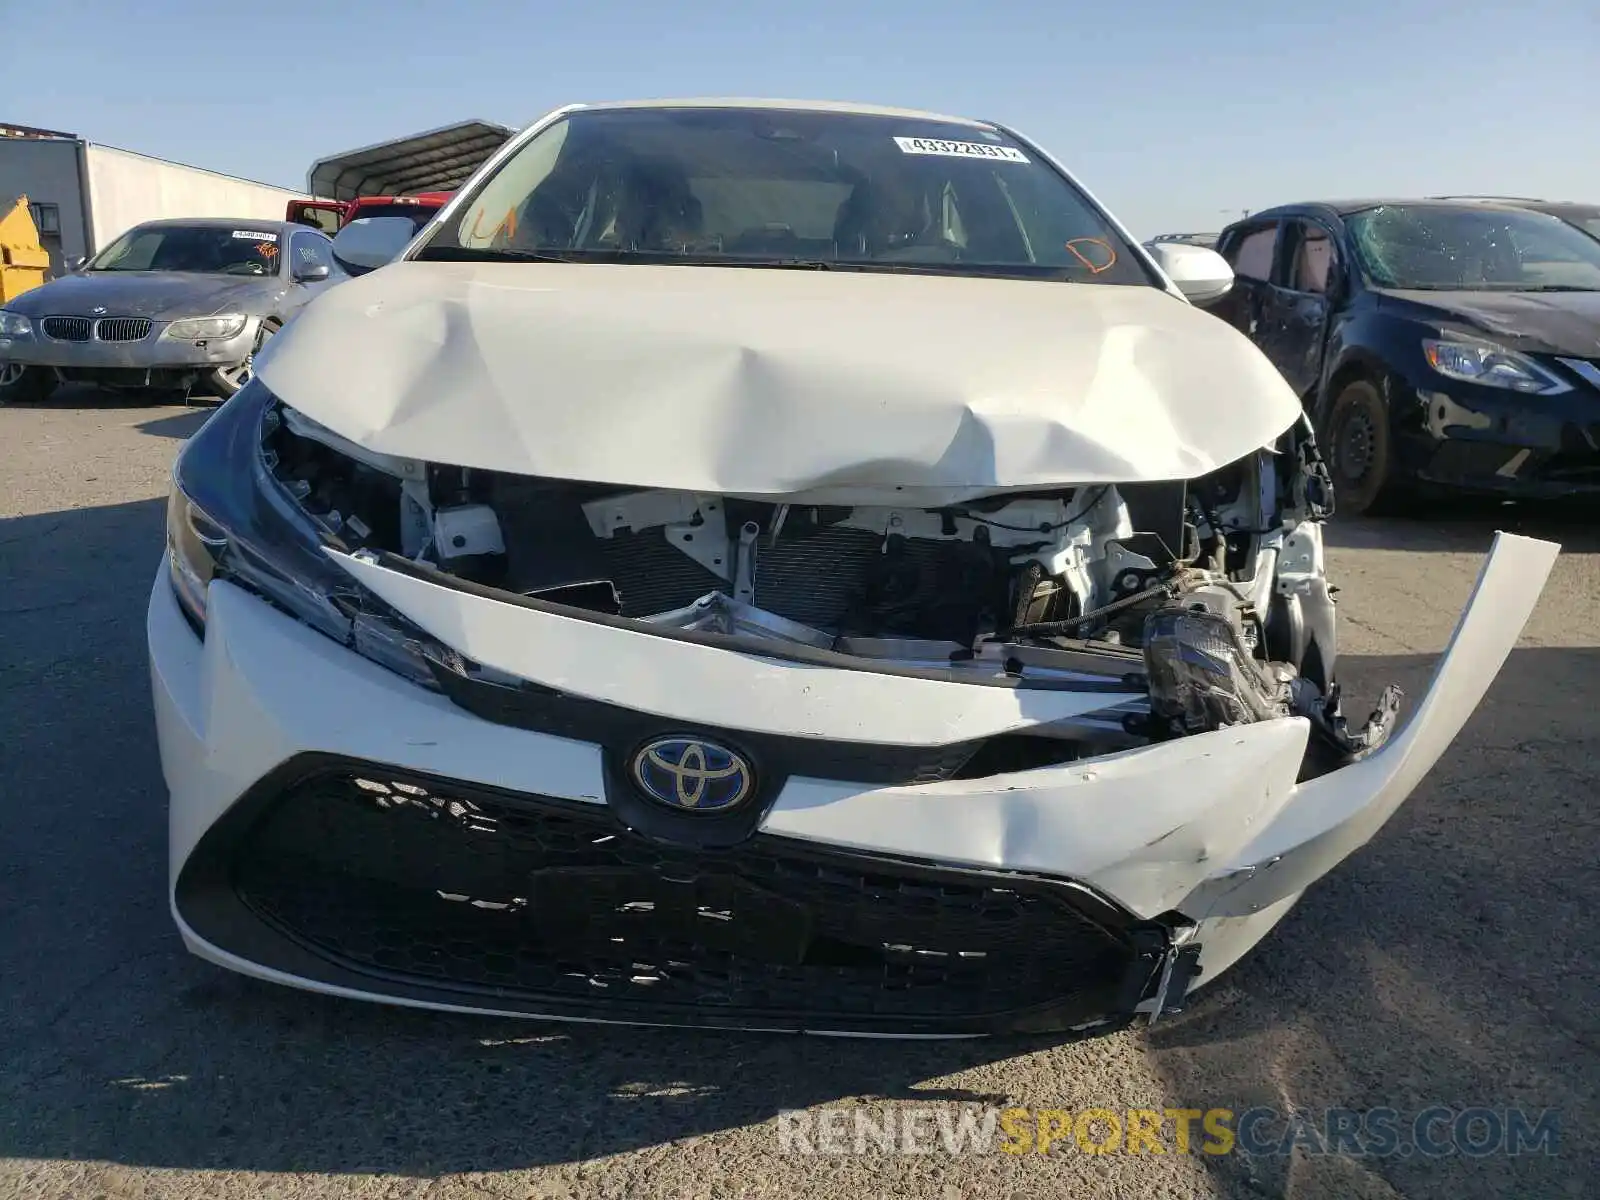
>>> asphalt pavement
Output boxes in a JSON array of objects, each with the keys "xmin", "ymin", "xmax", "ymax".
[{"xmin": 2, "ymin": 388, "xmax": 1597, "ymax": 1199}]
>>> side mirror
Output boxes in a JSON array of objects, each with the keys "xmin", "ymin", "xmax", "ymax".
[
  {"xmin": 293, "ymin": 261, "xmax": 332, "ymax": 282},
  {"xmin": 69, "ymin": 255, "xmax": 87, "ymax": 272},
  {"xmin": 1146, "ymin": 241, "xmax": 1235, "ymax": 306},
  {"xmin": 330, "ymin": 216, "xmax": 416, "ymax": 277}
]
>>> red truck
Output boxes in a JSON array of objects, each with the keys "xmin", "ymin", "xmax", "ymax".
[{"xmin": 285, "ymin": 192, "xmax": 453, "ymax": 236}]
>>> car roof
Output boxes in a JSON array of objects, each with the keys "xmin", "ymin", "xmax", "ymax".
[
  {"xmin": 1465, "ymin": 198, "xmax": 1600, "ymax": 218},
  {"xmin": 1227, "ymin": 197, "xmax": 1548, "ymax": 226},
  {"xmin": 572, "ymin": 97, "xmax": 993, "ymax": 129},
  {"xmin": 125, "ymin": 216, "xmax": 298, "ymax": 233}
]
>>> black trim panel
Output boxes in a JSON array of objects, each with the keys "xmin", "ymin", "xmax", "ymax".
[{"xmin": 432, "ymin": 663, "xmax": 985, "ymax": 791}]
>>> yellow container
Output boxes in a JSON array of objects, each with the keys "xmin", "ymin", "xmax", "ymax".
[{"xmin": 0, "ymin": 195, "xmax": 51, "ymax": 302}]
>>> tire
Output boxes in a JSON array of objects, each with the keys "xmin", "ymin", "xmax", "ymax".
[
  {"xmin": 0, "ymin": 363, "xmax": 57, "ymax": 406},
  {"xmin": 207, "ymin": 318, "xmax": 278, "ymax": 398},
  {"xmin": 1321, "ymin": 378, "xmax": 1402, "ymax": 517}
]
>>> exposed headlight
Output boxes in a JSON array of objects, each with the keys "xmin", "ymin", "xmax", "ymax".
[
  {"xmin": 1422, "ymin": 337, "xmax": 1572, "ymax": 395},
  {"xmin": 166, "ymin": 381, "xmax": 439, "ymax": 687},
  {"xmin": 0, "ymin": 310, "xmax": 32, "ymax": 337},
  {"xmin": 164, "ymin": 313, "xmax": 249, "ymax": 341}
]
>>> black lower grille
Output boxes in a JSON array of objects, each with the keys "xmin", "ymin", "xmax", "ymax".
[
  {"xmin": 42, "ymin": 315, "xmax": 91, "ymax": 341},
  {"xmin": 225, "ymin": 765, "xmax": 1143, "ymax": 1031}
]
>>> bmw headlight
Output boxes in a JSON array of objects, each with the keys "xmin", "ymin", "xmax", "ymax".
[
  {"xmin": 1422, "ymin": 337, "xmax": 1572, "ymax": 395},
  {"xmin": 0, "ymin": 309, "xmax": 32, "ymax": 338},
  {"xmin": 165, "ymin": 380, "xmax": 439, "ymax": 687},
  {"xmin": 164, "ymin": 313, "xmax": 249, "ymax": 341}
]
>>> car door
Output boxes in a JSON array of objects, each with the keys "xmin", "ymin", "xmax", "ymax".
[
  {"xmin": 1255, "ymin": 219, "xmax": 1337, "ymax": 400},
  {"xmin": 1212, "ymin": 220, "xmax": 1280, "ymax": 342},
  {"xmin": 282, "ymin": 231, "xmax": 340, "ymax": 318}
]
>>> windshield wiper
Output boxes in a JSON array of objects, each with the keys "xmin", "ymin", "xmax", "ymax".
[
  {"xmin": 413, "ymin": 244, "xmax": 1094, "ymax": 282},
  {"xmin": 1516, "ymin": 285, "xmax": 1600, "ymax": 293},
  {"xmin": 413, "ymin": 245, "xmax": 594, "ymax": 264}
]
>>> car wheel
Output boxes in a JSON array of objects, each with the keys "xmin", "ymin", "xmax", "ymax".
[
  {"xmin": 0, "ymin": 363, "xmax": 57, "ymax": 406},
  {"xmin": 1322, "ymin": 379, "xmax": 1401, "ymax": 516},
  {"xmin": 207, "ymin": 319, "xmax": 279, "ymax": 398}
]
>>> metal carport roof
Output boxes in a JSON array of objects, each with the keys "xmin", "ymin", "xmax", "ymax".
[{"xmin": 307, "ymin": 119, "xmax": 517, "ymax": 201}]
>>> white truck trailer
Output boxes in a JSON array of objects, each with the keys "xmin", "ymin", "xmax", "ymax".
[{"xmin": 0, "ymin": 124, "xmax": 303, "ymax": 277}]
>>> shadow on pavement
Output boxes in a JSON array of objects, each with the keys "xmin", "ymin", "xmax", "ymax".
[
  {"xmin": 0, "ymin": 497, "xmax": 1594, "ymax": 1198},
  {"xmin": 1329, "ymin": 496, "xmax": 1600, "ymax": 555},
  {"xmin": 136, "ymin": 408, "xmax": 217, "ymax": 440},
  {"xmin": 1148, "ymin": 641, "xmax": 1600, "ymax": 1198}
]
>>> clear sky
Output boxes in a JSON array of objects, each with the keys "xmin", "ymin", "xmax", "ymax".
[{"xmin": 6, "ymin": 0, "xmax": 1596, "ymax": 237}]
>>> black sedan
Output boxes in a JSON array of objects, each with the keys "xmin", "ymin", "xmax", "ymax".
[{"xmin": 1209, "ymin": 199, "xmax": 1600, "ymax": 514}]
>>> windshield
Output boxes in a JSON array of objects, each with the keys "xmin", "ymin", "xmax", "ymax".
[
  {"xmin": 88, "ymin": 224, "xmax": 283, "ymax": 275},
  {"xmin": 421, "ymin": 107, "xmax": 1151, "ymax": 284},
  {"xmin": 1348, "ymin": 205, "xmax": 1600, "ymax": 291}
]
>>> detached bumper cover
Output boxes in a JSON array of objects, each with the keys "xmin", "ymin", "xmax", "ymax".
[{"xmin": 151, "ymin": 533, "xmax": 1557, "ymax": 1033}]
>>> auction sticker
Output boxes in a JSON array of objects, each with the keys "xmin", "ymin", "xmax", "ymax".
[
  {"xmin": 232, "ymin": 230, "xmax": 279, "ymax": 241},
  {"xmin": 893, "ymin": 136, "xmax": 1029, "ymax": 163}
]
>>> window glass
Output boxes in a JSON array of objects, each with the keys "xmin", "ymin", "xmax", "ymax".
[
  {"xmin": 1348, "ymin": 204, "xmax": 1600, "ymax": 290},
  {"xmin": 29, "ymin": 202, "xmax": 61, "ymax": 236},
  {"xmin": 430, "ymin": 107, "xmax": 1153, "ymax": 284},
  {"xmin": 1228, "ymin": 225, "xmax": 1278, "ymax": 281},
  {"xmin": 293, "ymin": 206, "xmax": 342, "ymax": 235},
  {"xmin": 1290, "ymin": 224, "xmax": 1333, "ymax": 293},
  {"xmin": 89, "ymin": 224, "xmax": 282, "ymax": 276}
]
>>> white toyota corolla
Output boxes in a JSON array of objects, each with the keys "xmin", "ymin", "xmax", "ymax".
[{"xmin": 149, "ymin": 99, "xmax": 1557, "ymax": 1036}]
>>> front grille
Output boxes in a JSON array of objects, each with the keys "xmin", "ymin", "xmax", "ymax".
[
  {"xmin": 230, "ymin": 767, "xmax": 1139, "ymax": 1029},
  {"xmin": 41, "ymin": 316, "xmax": 91, "ymax": 341},
  {"xmin": 96, "ymin": 317, "xmax": 152, "ymax": 342}
]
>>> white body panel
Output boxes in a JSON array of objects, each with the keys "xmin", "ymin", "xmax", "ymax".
[
  {"xmin": 332, "ymin": 550, "xmax": 1136, "ymax": 746},
  {"xmin": 253, "ymin": 260, "xmax": 1301, "ymax": 505}
]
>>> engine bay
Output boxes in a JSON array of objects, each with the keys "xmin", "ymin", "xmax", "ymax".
[{"xmin": 261, "ymin": 400, "xmax": 1398, "ymax": 765}]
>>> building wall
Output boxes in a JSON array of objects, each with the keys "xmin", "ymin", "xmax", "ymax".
[
  {"xmin": 83, "ymin": 144, "xmax": 302, "ymax": 250},
  {"xmin": 0, "ymin": 137, "xmax": 89, "ymax": 276}
]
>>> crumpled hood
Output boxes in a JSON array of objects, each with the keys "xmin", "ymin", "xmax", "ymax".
[
  {"xmin": 255, "ymin": 260, "xmax": 1301, "ymax": 502},
  {"xmin": 1378, "ymin": 287, "xmax": 1600, "ymax": 357},
  {"xmin": 8, "ymin": 271, "xmax": 284, "ymax": 320}
]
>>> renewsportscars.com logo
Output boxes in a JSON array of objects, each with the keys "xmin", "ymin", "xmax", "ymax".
[{"xmin": 775, "ymin": 1105, "xmax": 1561, "ymax": 1158}]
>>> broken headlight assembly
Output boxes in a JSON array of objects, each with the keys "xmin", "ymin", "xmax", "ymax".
[{"xmin": 164, "ymin": 379, "xmax": 439, "ymax": 687}]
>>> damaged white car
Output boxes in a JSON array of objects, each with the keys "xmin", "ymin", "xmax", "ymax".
[{"xmin": 150, "ymin": 99, "xmax": 1558, "ymax": 1036}]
